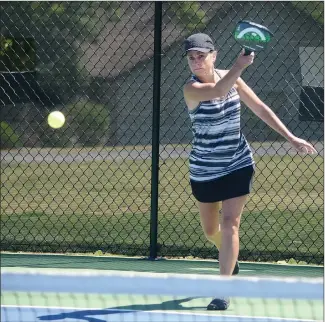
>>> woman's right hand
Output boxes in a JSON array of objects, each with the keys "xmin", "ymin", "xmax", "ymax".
[{"xmin": 234, "ymin": 49, "xmax": 255, "ymax": 70}]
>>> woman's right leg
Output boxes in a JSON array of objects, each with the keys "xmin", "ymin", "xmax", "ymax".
[{"xmin": 198, "ymin": 200, "xmax": 236, "ymax": 310}]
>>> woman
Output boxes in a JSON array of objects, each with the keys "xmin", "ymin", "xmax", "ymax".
[{"xmin": 183, "ymin": 33, "xmax": 316, "ymax": 310}]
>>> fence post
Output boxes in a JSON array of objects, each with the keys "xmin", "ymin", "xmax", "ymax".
[{"xmin": 149, "ymin": 1, "xmax": 163, "ymax": 259}]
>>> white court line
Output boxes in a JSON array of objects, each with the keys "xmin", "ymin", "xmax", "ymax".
[{"xmin": 1, "ymin": 305, "xmax": 320, "ymax": 322}]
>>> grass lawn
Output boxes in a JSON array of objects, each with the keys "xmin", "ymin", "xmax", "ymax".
[{"xmin": 1, "ymin": 152, "xmax": 323, "ymax": 264}]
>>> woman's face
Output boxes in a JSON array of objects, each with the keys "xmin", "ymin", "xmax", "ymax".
[{"xmin": 187, "ymin": 50, "xmax": 216, "ymax": 76}]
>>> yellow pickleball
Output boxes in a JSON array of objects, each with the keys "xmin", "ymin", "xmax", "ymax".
[{"xmin": 47, "ymin": 111, "xmax": 65, "ymax": 129}]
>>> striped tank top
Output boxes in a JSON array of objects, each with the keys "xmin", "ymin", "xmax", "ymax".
[{"xmin": 187, "ymin": 71, "xmax": 254, "ymax": 182}]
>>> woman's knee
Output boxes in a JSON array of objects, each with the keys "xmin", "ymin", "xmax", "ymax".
[{"xmin": 222, "ymin": 215, "xmax": 240, "ymax": 232}]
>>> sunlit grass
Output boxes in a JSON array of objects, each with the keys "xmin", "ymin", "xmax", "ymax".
[{"xmin": 1, "ymin": 152, "xmax": 323, "ymax": 263}]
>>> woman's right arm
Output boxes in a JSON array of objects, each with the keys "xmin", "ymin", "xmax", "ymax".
[{"xmin": 183, "ymin": 51, "xmax": 254, "ymax": 102}]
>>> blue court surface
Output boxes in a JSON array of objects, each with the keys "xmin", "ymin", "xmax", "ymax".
[{"xmin": 1, "ymin": 305, "xmax": 322, "ymax": 322}]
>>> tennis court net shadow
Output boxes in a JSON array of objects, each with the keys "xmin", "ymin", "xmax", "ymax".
[{"xmin": 37, "ymin": 297, "xmax": 206, "ymax": 322}]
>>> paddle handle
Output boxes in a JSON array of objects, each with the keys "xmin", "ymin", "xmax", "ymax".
[{"xmin": 244, "ymin": 48, "xmax": 252, "ymax": 56}]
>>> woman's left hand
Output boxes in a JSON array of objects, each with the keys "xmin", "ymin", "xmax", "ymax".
[{"xmin": 288, "ymin": 136, "xmax": 317, "ymax": 155}]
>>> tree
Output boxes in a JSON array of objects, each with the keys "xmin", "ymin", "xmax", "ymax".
[
  {"xmin": 1, "ymin": 2, "xmax": 120, "ymax": 102},
  {"xmin": 292, "ymin": 1, "xmax": 324, "ymax": 24}
]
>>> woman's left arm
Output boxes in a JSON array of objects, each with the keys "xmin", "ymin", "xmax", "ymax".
[{"xmin": 236, "ymin": 77, "xmax": 317, "ymax": 155}]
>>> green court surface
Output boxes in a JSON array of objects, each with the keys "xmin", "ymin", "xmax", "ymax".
[
  {"xmin": 1, "ymin": 253, "xmax": 323, "ymax": 277},
  {"xmin": 1, "ymin": 253, "xmax": 324, "ymax": 322}
]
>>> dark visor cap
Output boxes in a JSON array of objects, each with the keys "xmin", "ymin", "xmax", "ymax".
[{"xmin": 184, "ymin": 33, "xmax": 215, "ymax": 54}]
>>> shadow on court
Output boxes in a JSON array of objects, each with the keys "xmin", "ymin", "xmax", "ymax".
[{"xmin": 37, "ymin": 298, "xmax": 205, "ymax": 322}]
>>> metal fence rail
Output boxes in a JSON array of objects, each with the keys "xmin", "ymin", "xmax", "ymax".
[{"xmin": 1, "ymin": 1, "xmax": 323, "ymax": 264}]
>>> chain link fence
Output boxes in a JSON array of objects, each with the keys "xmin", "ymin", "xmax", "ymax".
[{"xmin": 1, "ymin": 1, "xmax": 323, "ymax": 264}]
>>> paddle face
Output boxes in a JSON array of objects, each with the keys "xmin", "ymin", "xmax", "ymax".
[{"xmin": 233, "ymin": 20, "xmax": 273, "ymax": 55}]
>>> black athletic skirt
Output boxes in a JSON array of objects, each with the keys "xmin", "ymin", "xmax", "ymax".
[{"xmin": 190, "ymin": 165, "xmax": 255, "ymax": 203}]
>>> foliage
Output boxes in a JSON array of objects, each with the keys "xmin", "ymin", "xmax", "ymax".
[
  {"xmin": 170, "ymin": 2, "xmax": 208, "ymax": 31},
  {"xmin": 64, "ymin": 99, "xmax": 110, "ymax": 146},
  {"xmin": 0, "ymin": 36, "xmax": 35, "ymax": 72},
  {"xmin": 0, "ymin": 121, "xmax": 22, "ymax": 149},
  {"xmin": 0, "ymin": 2, "xmax": 120, "ymax": 100},
  {"xmin": 292, "ymin": 1, "xmax": 324, "ymax": 24}
]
